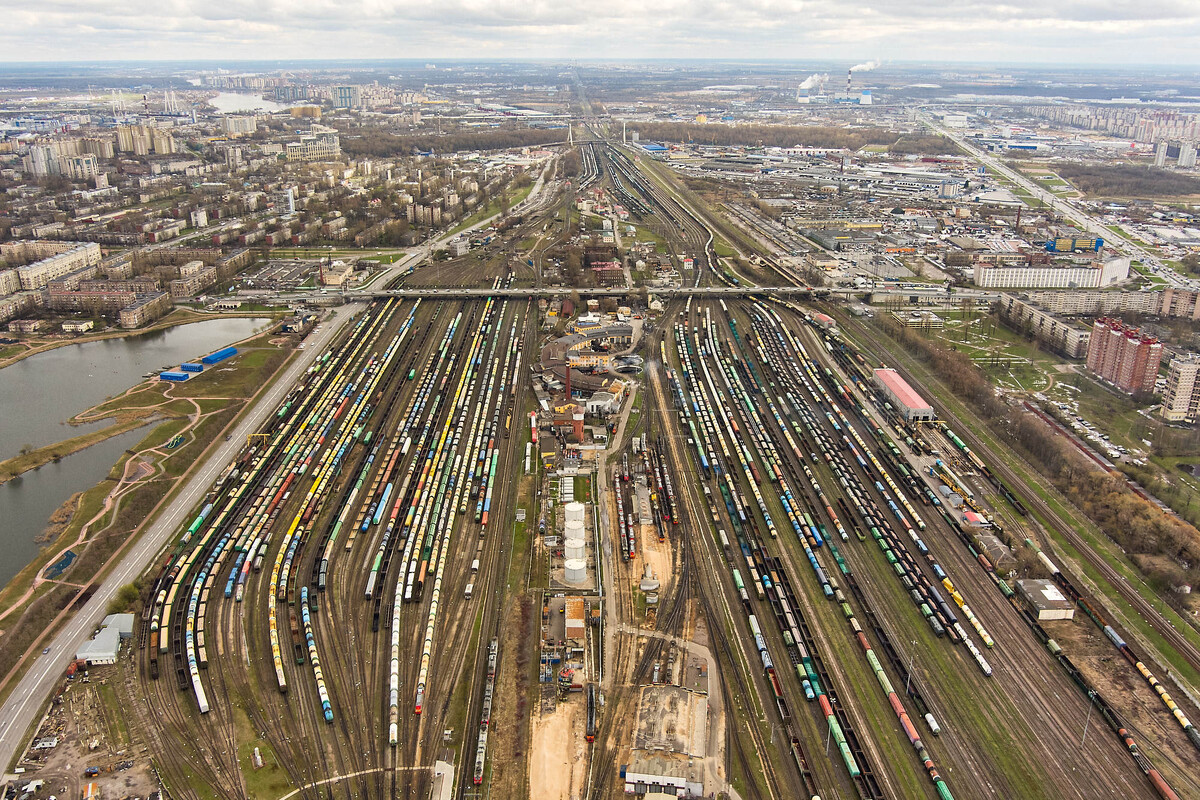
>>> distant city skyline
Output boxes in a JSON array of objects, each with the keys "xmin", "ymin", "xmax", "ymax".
[{"xmin": 2, "ymin": 0, "xmax": 1199, "ymax": 66}]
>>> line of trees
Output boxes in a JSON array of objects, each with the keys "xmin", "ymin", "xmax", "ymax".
[
  {"xmin": 337, "ymin": 126, "xmax": 565, "ymax": 158},
  {"xmin": 1055, "ymin": 163, "xmax": 1200, "ymax": 198},
  {"xmin": 629, "ymin": 122, "xmax": 898, "ymax": 150}
]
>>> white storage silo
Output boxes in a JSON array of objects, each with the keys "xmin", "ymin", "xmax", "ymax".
[
  {"xmin": 564, "ymin": 519, "xmax": 585, "ymax": 539},
  {"xmin": 564, "ymin": 558, "xmax": 588, "ymax": 585},
  {"xmin": 564, "ymin": 537, "xmax": 586, "ymax": 560},
  {"xmin": 565, "ymin": 502, "xmax": 586, "ymax": 525}
]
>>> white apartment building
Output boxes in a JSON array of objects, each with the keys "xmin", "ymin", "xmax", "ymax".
[
  {"xmin": 1163, "ymin": 355, "xmax": 1200, "ymax": 423},
  {"xmin": 2, "ymin": 241, "xmax": 104, "ymax": 290},
  {"xmin": 973, "ymin": 257, "xmax": 1130, "ymax": 289}
]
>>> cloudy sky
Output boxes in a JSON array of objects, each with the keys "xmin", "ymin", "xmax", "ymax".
[{"xmin": 2, "ymin": 0, "xmax": 1199, "ymax": 65}]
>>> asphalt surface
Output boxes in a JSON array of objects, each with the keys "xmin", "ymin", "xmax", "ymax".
[{"xmin": 0, "ymin": 303, "xmax": 363, "ymax": 774}]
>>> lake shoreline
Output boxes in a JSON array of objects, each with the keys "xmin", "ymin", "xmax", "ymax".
[{"xmin": 0, "ymin": 308, "xmax": 283, "ymax": 372}]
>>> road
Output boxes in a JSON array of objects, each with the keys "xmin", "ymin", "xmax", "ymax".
[
  {"xmin": 0, "ymin": 160, "xmax": 563, "ymax": 774},
  {"xmin": 0, "ymin": 302, "xmax": 364, "ymax": 773},
  {"xmin": 923, "ymin": 113, "xmax": 1186, "ymax": 287},
  {"xmin": 350, "ymin": 160, "xmax": 557, "ymax": 291}
]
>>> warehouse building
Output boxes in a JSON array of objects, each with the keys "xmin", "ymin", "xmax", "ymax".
[
  {"xmin": 75, "ymin": 614, "xmax": 134, "ymax": 666},
  {"xmin": 872, "ymin": 368, "xmax": 934, "ymax": 421},
  {"xmin": 1016, "ymin": 579, "xmax": 1075, "ymax": 621}
]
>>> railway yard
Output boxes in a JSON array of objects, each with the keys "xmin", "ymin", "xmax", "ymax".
[{"xmin": 7, "ymin": 134, "xmax": 1200, "ymax": 800}]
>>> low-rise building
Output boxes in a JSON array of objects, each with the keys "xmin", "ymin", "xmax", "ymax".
[
  {"xmin": 873, "ymin": 368, "xmax": 935, "ymax": 421},
  {"xmin": 2, "ymin": 240, "xmax": 103, "ymax": 290},
  {"xmin": 1016, "ymin": 579, "xmax": 1075, "ymax": 621},
  {"xmin": 118, "ymin": 292, "xmax": 172, "ymax": 328},
  {"xmin": 7, "ymin": 318, "xmax": 48, "ymax": 334},
  {"xmin": 62, "ymin": 319, "xmax": 95, "ymax": 334}
]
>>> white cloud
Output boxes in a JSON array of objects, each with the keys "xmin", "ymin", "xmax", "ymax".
[{"xmin": 0, "ymin": 0, "xmax": 1198, "ymax": 63}]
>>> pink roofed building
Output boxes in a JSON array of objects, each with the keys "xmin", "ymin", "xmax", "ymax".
[{"xmin": 872, "ymin": 368, "xmax": 934, "ymax": 421}]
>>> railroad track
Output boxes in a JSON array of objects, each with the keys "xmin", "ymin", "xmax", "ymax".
[{"xmin": 848, "ymin": 316, "xmax": 1200, "ymax": 680}]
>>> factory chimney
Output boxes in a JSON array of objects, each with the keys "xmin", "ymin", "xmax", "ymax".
[{"xmin": 847, "ymin": 70, "xmax": 852, "ymax": 94}]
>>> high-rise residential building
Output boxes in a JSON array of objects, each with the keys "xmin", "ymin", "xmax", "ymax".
[
  {"xmin": 117, "ymin": 124, "xmax": 148, "ymax": 155},
  {"xmin": 273, "ymin": 187, "xmax": 296, "ymax": 216},
  {"xmin": 116, "ymin": 124, "xmax": 175, "ymax": 155},
  {"xmin": 1085, "ymin": 317, "xmax": 1162, "ymax": 394},
  {"xmin": 79, "ymin": 136, "xmax": 115, "ymax": 159},
  {"xmin": 220, "ymin": 115, "xmax": 258, "ymax": 136},
  {"xmin": 60, "ymin": 154, "xmax": 99, "ymax": 181},
  {"xmin": 21, "ymin": 144, "xmax": 58, "ymax": 176},
  {"xmin": 1162, "ymin": 355, "xmax": 1200, "ymax": 423},
  {"xmin": 1180, "ymin": 142, "xmax": 1198, "ymax": 169},
  {"xmin": 150, "ymin": 128, "xmax": 176, "ymax": 155},
  {"xmin": 1155, "ymin": 141, "xmax": 1169, "ymax": 167},
  {"xmin": 333, "ymin": 85, "xmax": 363, "ymax": 109}
]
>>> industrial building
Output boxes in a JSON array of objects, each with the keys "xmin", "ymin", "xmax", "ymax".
[
  {"xmin": 972, "ymin": 257, "xmax": 1129, "ymax": 289},
  {"xmin": 76, "ymin": 613, "xmax": 134, "ymax": 666},
  {"xmin": 1016, "ymin": 580, "xmax": 1075, "ymax": 621},
  {"xmin": 892, "ymin": 310, "xmax": 944, "ymax": 329},
  {"xmin": 1162, "ymin": 355, "xmax": 1200, "ymax": 423},
  {"xmin": 997, "ymin": 295, "xmax": 1091, "ymax": 359},
  {"xmin": 1085, "ymin": 317, "xmax": 1162, "ymax": 395},
  {"xmin": 873, "ymin": 368, "xmax": 935, "ymax": 421},
  {"xmin": 626, "ymin": 685, "xmax": 708, "ymax": 797}
]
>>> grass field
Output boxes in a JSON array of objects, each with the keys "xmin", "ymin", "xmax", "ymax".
[{"xmin": 921, "ymin": 311, "xmax": 1066, "ymax": 393}]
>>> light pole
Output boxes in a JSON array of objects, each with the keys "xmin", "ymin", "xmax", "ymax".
[
  {"xmin": 1081, "ymin": 690, "xmax": 1097, "ymax": 746},
  {"xmin": 905, "ymin": 640, "xmax": 917, "ymax": 695}
]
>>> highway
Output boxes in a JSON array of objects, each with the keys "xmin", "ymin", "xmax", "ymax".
[
  {"xmin": 0, "ymin": 302, "xmax": 363, "ymax": 773},
  {"xmin": 922, "ymin": 112, "xmax": 1185, "ymax": 287}
]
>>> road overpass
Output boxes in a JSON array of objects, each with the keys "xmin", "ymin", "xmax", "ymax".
[{"xmin": 268, "ymin": 285, "xmax": 998, "ymax": 302}]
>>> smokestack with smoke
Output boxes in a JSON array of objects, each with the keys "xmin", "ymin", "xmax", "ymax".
[{"xmin": 849, "ymin": 59, "xmax": 882, "ymax": 73}]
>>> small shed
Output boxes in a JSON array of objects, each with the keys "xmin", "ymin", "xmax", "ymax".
[{"xmin": 1016, "ymin": 579, "xmax": 1075, "ymax": 621}]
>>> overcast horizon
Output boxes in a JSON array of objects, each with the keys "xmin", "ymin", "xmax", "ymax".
[{"xmin": 2, "ymin": 0, "xmax": 1200, "ymax": 67}]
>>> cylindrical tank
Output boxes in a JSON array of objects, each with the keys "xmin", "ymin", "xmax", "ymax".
[
  {"xmin": 565, "ymin": 502, "xmax": 586, "ymax": 525},
  {"xmin": 564, "ymin": 537, "xmax": 586, "ymax": 560},
  {"xmin": 564, "ymin": 519, "xmax": 586, "ymax": 539},
  {"xmin": 564, "ymin": 558, "xmax": 588, "ymax": 585}
]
